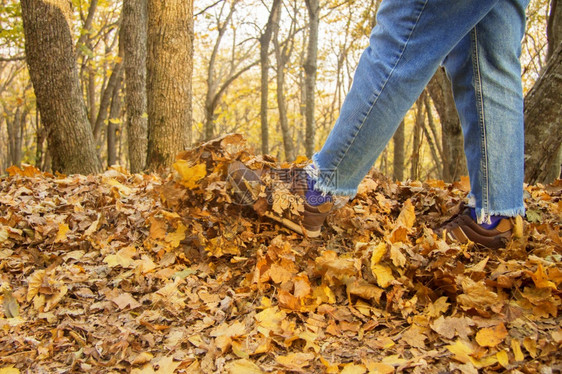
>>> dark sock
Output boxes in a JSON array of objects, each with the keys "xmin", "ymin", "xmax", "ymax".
[
  {"xmin": 469, "ymin": 208, "xmax": 506, "ymax": 229},
  {"xmin": 305, "ymin": 175, "xmax": 332, "ymax": 206}
]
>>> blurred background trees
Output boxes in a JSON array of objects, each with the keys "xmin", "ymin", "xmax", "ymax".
[{"xmin": 0, "ymin": 0, "xmax": 559, "ymax": 182}]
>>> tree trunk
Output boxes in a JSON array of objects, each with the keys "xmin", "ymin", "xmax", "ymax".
[
  {"xmin": 146, "ymin": 0, "xmax": 193, "ymax": 171},
  {"xmin": 393, "ymin": 120, "xmax": 405, "ymax": 181},
  {"xmin": 547, "ymin": 0, "xmax": 561, "ymax": 60},
  {"xmin": 544, "ymin": 0, "xmax": 562, "ymax": 180},
  {"xmin": 93, "ymin": 42, "xmax": 124, "ymax": 143},
  {"xmin": 427, "ymin": 67, "xmax": 466, "ymax": 182},
  {"xmin": 259, "ymin": 0, "xmax": 281, "ymax": 155},
  {"xmin": 273, "ymin": 4, "xmax": 296, "ymax": 161},
  {"xmin": 122, "ymin": 0, "xmax": 148, "ymax": 173},
  {"xmin": 422, "ymin": 94, "xmax": 443, "ymax": 179},
  {"xmin": 304, "ymin": 0, "xmax": 320, "ymax": 157},
  {"xmin": 524, "ymin": 44, "xmax": 562, "ymax": 184},
  {"xmin": 410, "ymin": 96, "xmax": 425, "ymax": 180},
  {"xmin": 107, "ymin": 74, "xmax": 123, "ymax": 167},
  {"xmin": 21, "ymin": 0, "xmax": 102, "ymax": 174}
]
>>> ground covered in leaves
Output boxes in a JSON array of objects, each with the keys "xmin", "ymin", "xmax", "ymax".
[{"xmin": 1, "ymin": 135, "xmax": 561, "ymax": 374}]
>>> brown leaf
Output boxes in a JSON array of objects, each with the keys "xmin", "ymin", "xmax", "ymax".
[{"xmin": 110, "ymin": 292, "xmax": 141, "ymax": 310}]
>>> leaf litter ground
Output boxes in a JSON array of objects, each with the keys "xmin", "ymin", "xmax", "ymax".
[{"xmin": 0, "ymin": 135, "xmax": 561, "ymax": 374}]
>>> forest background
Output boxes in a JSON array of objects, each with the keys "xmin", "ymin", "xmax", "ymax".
[{"xmin": 0, "ymin": 0, "xmax": 560, "ymax": 183}]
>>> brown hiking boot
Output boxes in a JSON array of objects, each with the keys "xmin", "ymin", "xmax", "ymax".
[
  {"xmin": 227, "ymin": 161, "xmax": 333, "ymax": 237},
  {"xmin": 435, "ymin": 207, "xmax": 521, "ymax": 249}
]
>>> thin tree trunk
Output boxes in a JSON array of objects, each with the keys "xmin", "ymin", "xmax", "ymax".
[
  {"xmin": 422, "ymin": 94, "xmax": 443, "ymax": 178},
  {"xmin": 21, "ymin": 0, "xmax": 101, "ymax": 174},
  {"xmin": 259, "ymin": 0, "xmax": 281, "ymax": 155},
  {"xmin": 93, "ymin": 42, "xmax": 124, "ymax": 143},
  {"xmin": 427, "ymin": 67, "xmax": 466, "ymax": 182},
  {"xmin": 304, "ymin": 0, "xmax": 320, "ymax": 157},
  {"xmin": 410, "ymin": 95, "xmax": 425, "ymax": 180},
  {"xmin": 107, "ymin": 74, "xmax": 123, "ymax": 167},
  {"xmin": 393, "ymin": 120, "xmax": 405, "ymax": 181},
  {"xmin": 273, "ymin": 3, "xmax": 296, "ymax": 161},
  {"xmin": 35, "ymin": 110, "xmax": 45, "ymax": 169},
  {"xmin": 203, "ymin": 1, "xmax": 237, "ymax": 141},
  {"xmin": 146, "ymin": 0, "xmax": 193, "ymax": 170},
  {"xmin": 547, "ymin": 0, "xmax": 561, "ymax": 60}
]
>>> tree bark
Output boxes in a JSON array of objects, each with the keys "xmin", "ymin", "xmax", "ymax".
[
  {"xmin": 146, "ymin": 0, "xmax": 193, "ymax": 171},
  {"xmin": 392, "ymin": 120, "xmax": 405, "ymax": 181},
  {"xmin": 544, "ymin": 0, "xmax": 562, "ymax": 180},
  {"xmin": 426, "ymin": 67, "xmax": 466, "ymax": 182},
  {"xmin": 21, "ymin": 0, "xmax": 102, "ymax": 174},
  {"xmin": 122, "ymin": 0, "xmax": 148, "ymax": 173},
  {"xmin": 304, "ymin": 0, "xmax": 320, "ymax": 157},
  {"xmin": 259, "ymin": 0, "xmax": 281, "ymax": 155},
  {"xmin": 524, "ymin": 44, "xmax": 562, "ymax": 184}
]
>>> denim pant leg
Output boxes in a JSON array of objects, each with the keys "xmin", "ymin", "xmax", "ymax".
[
  {"xmin": 443, "ymin": 0, "xmax": 528, "ymax": 222},
  {"xmin": 312, "ymin": 0, "xmax": 503, "ymax": 196}
]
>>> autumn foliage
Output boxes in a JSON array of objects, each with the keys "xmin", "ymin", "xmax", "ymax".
[{"xmin": 0, "ymin": 135, "xmax": 561, "ymax": 373}]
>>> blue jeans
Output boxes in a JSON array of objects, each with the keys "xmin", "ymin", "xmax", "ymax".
[{"xmin": 312, "ymin": 0, "xmax": 528, "ymax": 222}]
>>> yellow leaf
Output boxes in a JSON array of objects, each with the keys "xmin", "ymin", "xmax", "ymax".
[
  {"xmin": 552, "ymin": 328, "xmax": 562, "ymax": 344},
  {"xmin": 389, "ymin": 243, "xmax": 407, "ymax": 267},
  {"xmin": 381, "ymin": 354, "xmax": 408, "ymax": 366},
  {"xmin": 275, "ymin": 352, "xmax": 314, "ymax": 370},
  {"xmin": 457, "ymin": 277, "xmax": 499, "ymax": 310},
  {"xmin": 511, "ymin": 339, "xmax": 524, "ymax": 361},
  {"xmin": 315, "ymin": 250, "xmax": 360, "ymax": 284},
  {"xmin": 2, "ymin": 290, "xmax": 19, "ymax": 318},
  {"xmin": 340, "ymin": 363, "xmax": 367, "ymax": 374},
  {"xmin": 313, "ymin": 284, "xmax": 336, "ymax": 304},
  {"xmin": 364, "ymin": 360, "xmax": 395, "ymax": 374},
  {"xmin": 104, "ymin": 246, "xmax": 137, "ymax": 268},
  {"xmin": 346, "ymin": 279, "xmax": 383, "ymax": 303},
  {"xmin": 132, "ymin": 352, "xmax": 154, "ymax": 366},
  {"xmin": 173, "ymin": 161, "xmax": 206, "ymax": 189},
  {"xmin": 104, "ymin": 177, "xmax": 133, "ymax": 196},
  {"xmin": 0, "ymin": 366, "xmax": 20, "ymax": 374},
  {"xmin": 0, "ymin": 226, "xmax": 9, "ymax": 243},
  {"xmin": 293, "ymin": 274, "xmax": 312, "ymax": 299},
  {"xmin": 211, "ymin": 321, "xmax": 247, "ymax": 353},
  {"xmin": 396, "ymin": 199, "xmax": 416, "ymax": 228},
  {"xmin": 529, "ymin": 263, "xmax": 557, "ymax": 290},
  {"xmin": 496, "ymin": 350, "xmax": 509, "ymax": 368},
  {"xmin": 255, "ymin": 307, "xmax": 286, "ymax": 335},
  {"xmin": 371, "ymin": 264, "xmax": 394, "ymax": 288},
  {"xmin": 319, "ymin": 357, "xmax": 339, "ymax": 373},
  {"xmin": 55, "ymin": 223, "xmax": 70, "ymax": 243},
  {"xmin": 155, "ymin": 356, "xmax": 180, "ymax": 374},
  {"xmin": 523, "ymin": 337, "xmax": 538, "ymax": 358},
  {"xmin": 27, "ymin": 270, "xmax": 46, "ymax": 302},
  {"xmin": 370, "ymin": 242, "xmax": 387, "ymax": 265},
  {"xmin": 225, "ymin": 359, "xmax": 263, "ymax": 374},
  {"xmin": 165, "ymin": 222, "xmax": 186, "ymax": 248},
  {"xmin": 425, "ymin": 296, "xmax": 450, "ymax": 318},
  {"xmin": 475, "ymin": 323, "xmax": 508, "ymax": 347},
  {"xmin": 446, "ymin": 339, "xmax": 474, "ymax": 364}
]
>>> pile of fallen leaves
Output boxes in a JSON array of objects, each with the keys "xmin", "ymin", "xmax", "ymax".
[{"xmin": 0, "ymin": 134, "xmax": 561, "ymax": 374}]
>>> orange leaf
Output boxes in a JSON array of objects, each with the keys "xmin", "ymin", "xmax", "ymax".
[{"xmin": 475, "ymin": 323, "xmax": 508, "ymax": 347}]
